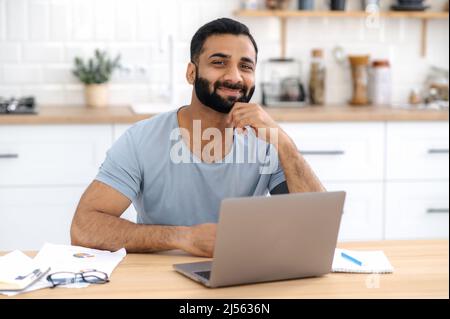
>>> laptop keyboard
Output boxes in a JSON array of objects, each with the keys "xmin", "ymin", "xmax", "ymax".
[{"xmin": 195, "ymin": 271, "xmax": 211, "ymax": 280}]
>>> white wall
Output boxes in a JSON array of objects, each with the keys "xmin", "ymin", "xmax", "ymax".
[{"xmin": 0, "ymin": 0, "xmax": 448, "ymax": 108}]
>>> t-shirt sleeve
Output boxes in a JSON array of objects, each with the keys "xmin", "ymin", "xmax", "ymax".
[
  {"xmin": 95, "ymin": 129, "xmax": 142, "ymax": 201},
  {"xmin": 268, "ymin": 144, "xmax": 286, "ymax": 192}
]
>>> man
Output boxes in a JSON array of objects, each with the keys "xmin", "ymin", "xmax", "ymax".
[{"xmin": 70, "ymin": 18, "xmax": 325, "ymax": 258}]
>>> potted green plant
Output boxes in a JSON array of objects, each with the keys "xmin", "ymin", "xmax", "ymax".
[{"xmin": 72, "ymin": 49, "xmax": 121, "ymax": 108}]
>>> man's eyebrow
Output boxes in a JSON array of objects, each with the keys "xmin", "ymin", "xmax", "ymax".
[
  {"xmin": 208, "ymin": 53, "xmax": 255, "ymax": 65},
  {"xmin": 241, "ymin": 57, "xmax": 255, "ymax": 65},
  {"xmin": 208, "ymin": 53, "xmax": 230, "ymax": 59}
]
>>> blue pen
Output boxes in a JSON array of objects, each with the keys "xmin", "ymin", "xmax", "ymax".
[{"xmin": 341, "ymin": 252, "xmax": 363, "ymax": 266}]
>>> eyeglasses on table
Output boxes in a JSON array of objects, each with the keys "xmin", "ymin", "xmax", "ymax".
[{"xmin": 46, "ymin": 270, "xmax": 109, "ymax": 288}]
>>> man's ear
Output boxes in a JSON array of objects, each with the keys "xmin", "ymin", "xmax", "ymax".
[{"xmin": 186, "ymin": 62, "xmax": 196, "ymax": 85}]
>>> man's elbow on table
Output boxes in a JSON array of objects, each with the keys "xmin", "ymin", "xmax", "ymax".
[{"xmin": 69, "ymin": 180, "xmax": 132, "ymax": 250}]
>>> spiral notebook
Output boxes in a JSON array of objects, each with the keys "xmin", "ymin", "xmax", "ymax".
[{"xmin": 332, "ymin": 248, "xmax": 394, "ymax": 274}]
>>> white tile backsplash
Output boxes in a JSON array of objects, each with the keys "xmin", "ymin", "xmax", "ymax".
[
  {"xmin": 72, "ymin": 0, "xmax": 93, "ymax": 41},
  {"xmin": 42, "ymin": 64, "xmax": 75, "ymax": 84},
  {"xmin": 22, "ymin": 43, "xmax": 63, "ymax": 63},
  {"xmin": 427, "ymin": 19, "xmax": 450, "ymax": 68},
  {"xmin": 6, "ymin": 0, "xmax": 27, "ymax": 40},
  {"xmin": 0, "ymin": 0, "xmax": 447, "ymax": 105},
  {"xmin": 50, "ymin": 0, "xmax": 71, "ymax": 41},
  {"xmin": 64, "ymin": 83, "xmax": 84, "ymax": 105},
  {"xmin": 94, "ymin": 0, "xmax": 115, "ymax": 41},
  {"xmin": 2, "ymin": 65, "xmax": 41, "ymax": 84},
  {"xmin": 136, "ymin": 0, "xmax": 160, "ymax": 41},
  {"xmin": 0, "ymin": 43, "xmax": 20, "ymax": 62},
  {"xmin": 22, "ymin": 84, "xmax": 65, "ymax": 104},
  {"xmin": 0, "ymin": 85, "xmax": 21, "ymax": 97},
  {"xmin": 0, "ymin": 0, "xmax": 5, "ymax": 41},
  {"xmin": 29, "ymin": 0, "xmax": 49, "ymax": 41},
  {"xmin": 115, "ymin": 0, "xmax": 137, "ymax": 41}
]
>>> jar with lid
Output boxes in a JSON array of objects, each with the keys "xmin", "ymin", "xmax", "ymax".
[
  {"xmin": 370, "ymin": 59, "xmax": 392, "ymax": 106},
  {"xmin": 265, "ymin": 0, "xmax": 291, "ymax": 10},
  {"xmin": 349, "ymin": 55, "xmax": 370, "ymax": 106},
  {"xmin": 241, "ymin": 0, "xmax": 260, "ymax": 10},
  {"xmin": 309, "ymin": 49, "xmax": 326, "ymax": 105}
]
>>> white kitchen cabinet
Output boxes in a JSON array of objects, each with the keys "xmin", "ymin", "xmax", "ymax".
[
  {"xmin": 385, "ymin": 181, "xmax": 449, "ymax": 240},
  {"xmin": 0, "ymin": 125, "xmax": 112, "ymax": 186},
  {"xmin": 279, "ymin": 122, "xmax": 385, "ymax": 182},
  {"xmin": 0, "ymin": 119, "xmax": 448, "ymax": 251},
  {"xmin": 325, "ymin": 182, "xmax": 384, "ymax": 242},
  {"xmin": 0, "ymin": 187, "xmax": 85, "ymax": 251},
  {"xmin": 0, "ymin": 124, "xmax": 112, "ymax": 250},
  {"xmin": 386, "ymin": 122, "xmax": 449, "ymax": 180}
]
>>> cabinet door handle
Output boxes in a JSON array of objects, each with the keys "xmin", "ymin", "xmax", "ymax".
[
  {"xmin": 0, "ymin": 153, "xmax": 19, "ymax": 159},
  {"xmin": 426, "ymin": 208, "xmax": 449, "ymax": 214},
  {"xmin": 299, "ymin": 150, "xmax": 345, "ymax": 156},
  {"xmin": 428, "ymin": 149, "xmax": 449, "ymax": 154}
]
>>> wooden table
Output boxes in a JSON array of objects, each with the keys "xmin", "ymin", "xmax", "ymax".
[{"xmin": 1, "ymin": 240, "xmax": 448, "ymax": 299}]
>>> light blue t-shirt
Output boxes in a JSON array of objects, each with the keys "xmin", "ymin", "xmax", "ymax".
[{"xmin": 95, "ymin": 107, "xmax": 286, "ymax": 226}]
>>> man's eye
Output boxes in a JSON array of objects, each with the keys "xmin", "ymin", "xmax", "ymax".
[
  {"xmin": 212, "ymin": 61, "xmax": 225, "ymax": 66},
  {"xmin": 241, "ymin": 64, "xmax": 254, "ymax": 71}
]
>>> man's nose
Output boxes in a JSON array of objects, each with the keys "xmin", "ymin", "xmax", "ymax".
[{"xmin": 223, "ymin": 65, "xmax": 243, "ymax": 84}]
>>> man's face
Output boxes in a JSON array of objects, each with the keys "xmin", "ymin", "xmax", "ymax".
[{"xmin": 190, "ymin": 34, "xmax": 256, "ymax": 114}]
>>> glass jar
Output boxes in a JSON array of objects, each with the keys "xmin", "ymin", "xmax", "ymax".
[
  {"xmin": 349, "ymin": 55, "xmax": 370, "ymax": 106},
  {"xmin": 266, "ymin": 0, "xmax": 291, "ymax": 10},
  {"xmin": 241, "ymin": 0, "xmax": 260, "ymax": 10},
  {"xmin": 370, "ymin": 59, "xmax": 392, "ymax": 106},
  {"xmin": 309, "ymin": 49, "xmax": 326, "ymax": 105}
]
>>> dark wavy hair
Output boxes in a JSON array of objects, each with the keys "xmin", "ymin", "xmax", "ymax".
[{"xmin": 190, "ymin": 18, "xmax": 258, "ymax": 64}]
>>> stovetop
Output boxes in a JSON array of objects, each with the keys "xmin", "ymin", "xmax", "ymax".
[{"xmin": 0, "ymin": 96, "xmax": 37, "ymax": 114}]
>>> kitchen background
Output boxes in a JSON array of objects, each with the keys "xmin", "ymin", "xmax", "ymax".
[
  {"xmin": 0, "ymin": 0, "xmax": 448, "ymax": 107},
  {"xmin": 0, "ymin": 0, "xmax": 448, "ymax": 250}
]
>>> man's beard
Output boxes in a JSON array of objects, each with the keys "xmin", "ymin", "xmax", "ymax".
[{"xmin": 194, "ymin": 72, "xmax": 255, "ymax": 114}]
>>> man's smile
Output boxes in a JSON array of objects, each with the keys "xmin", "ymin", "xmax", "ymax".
[{"xmin": 217, "ymin": 87, "xmax": 243, "ymax": 98}]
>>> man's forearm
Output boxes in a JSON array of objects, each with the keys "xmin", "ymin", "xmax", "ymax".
[
  {"xmin": 71, "ymin": 210, "xmax": 189, "ymax": 253},
  {"xmin": 275, "ymin": 130, "xmax": 326, "ymax": 193}
]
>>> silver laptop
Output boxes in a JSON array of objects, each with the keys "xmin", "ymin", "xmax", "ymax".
[{"xmin": 173, "ymin": 191, "xmax": 346, "ymax": 288}]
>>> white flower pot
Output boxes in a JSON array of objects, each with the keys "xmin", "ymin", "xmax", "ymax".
[{"xmin": 85, "ymin": 84, "xmax": 108, "ymax": 108}]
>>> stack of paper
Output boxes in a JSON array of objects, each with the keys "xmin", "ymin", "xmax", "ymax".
[
  {"xmin": 34, "ymin": 243, "xmax": 126, "ymax": 279},
  {"xmin": 0, "ymin": 243, "xmax": 126, "ymax": 296},
  {"xmin": 332, "ymin": 248, "xmax": 394, "ymax": 274},
  {"xmin": 0, "ymin": 251, "xmax": 50, "ymax": 292}
]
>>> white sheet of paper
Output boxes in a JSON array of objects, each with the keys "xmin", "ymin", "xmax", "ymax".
[
  {"xmin": 0, "ymin": 251, "xmax": 52, "ymax": 296},
  {"xmin": 0, "ymin": 251, "xmax": 49, "ymax": 290},
  {"xmin": 332, "ymin": 248, "xmax": 394, "ymax": 273},
  {"xmin": 1, "ymin": 243, "xmax": 126, "ymax": 296},
  {"xmin": 34, "ymin": 243, "xmax": 126, "ymax": 276}
]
